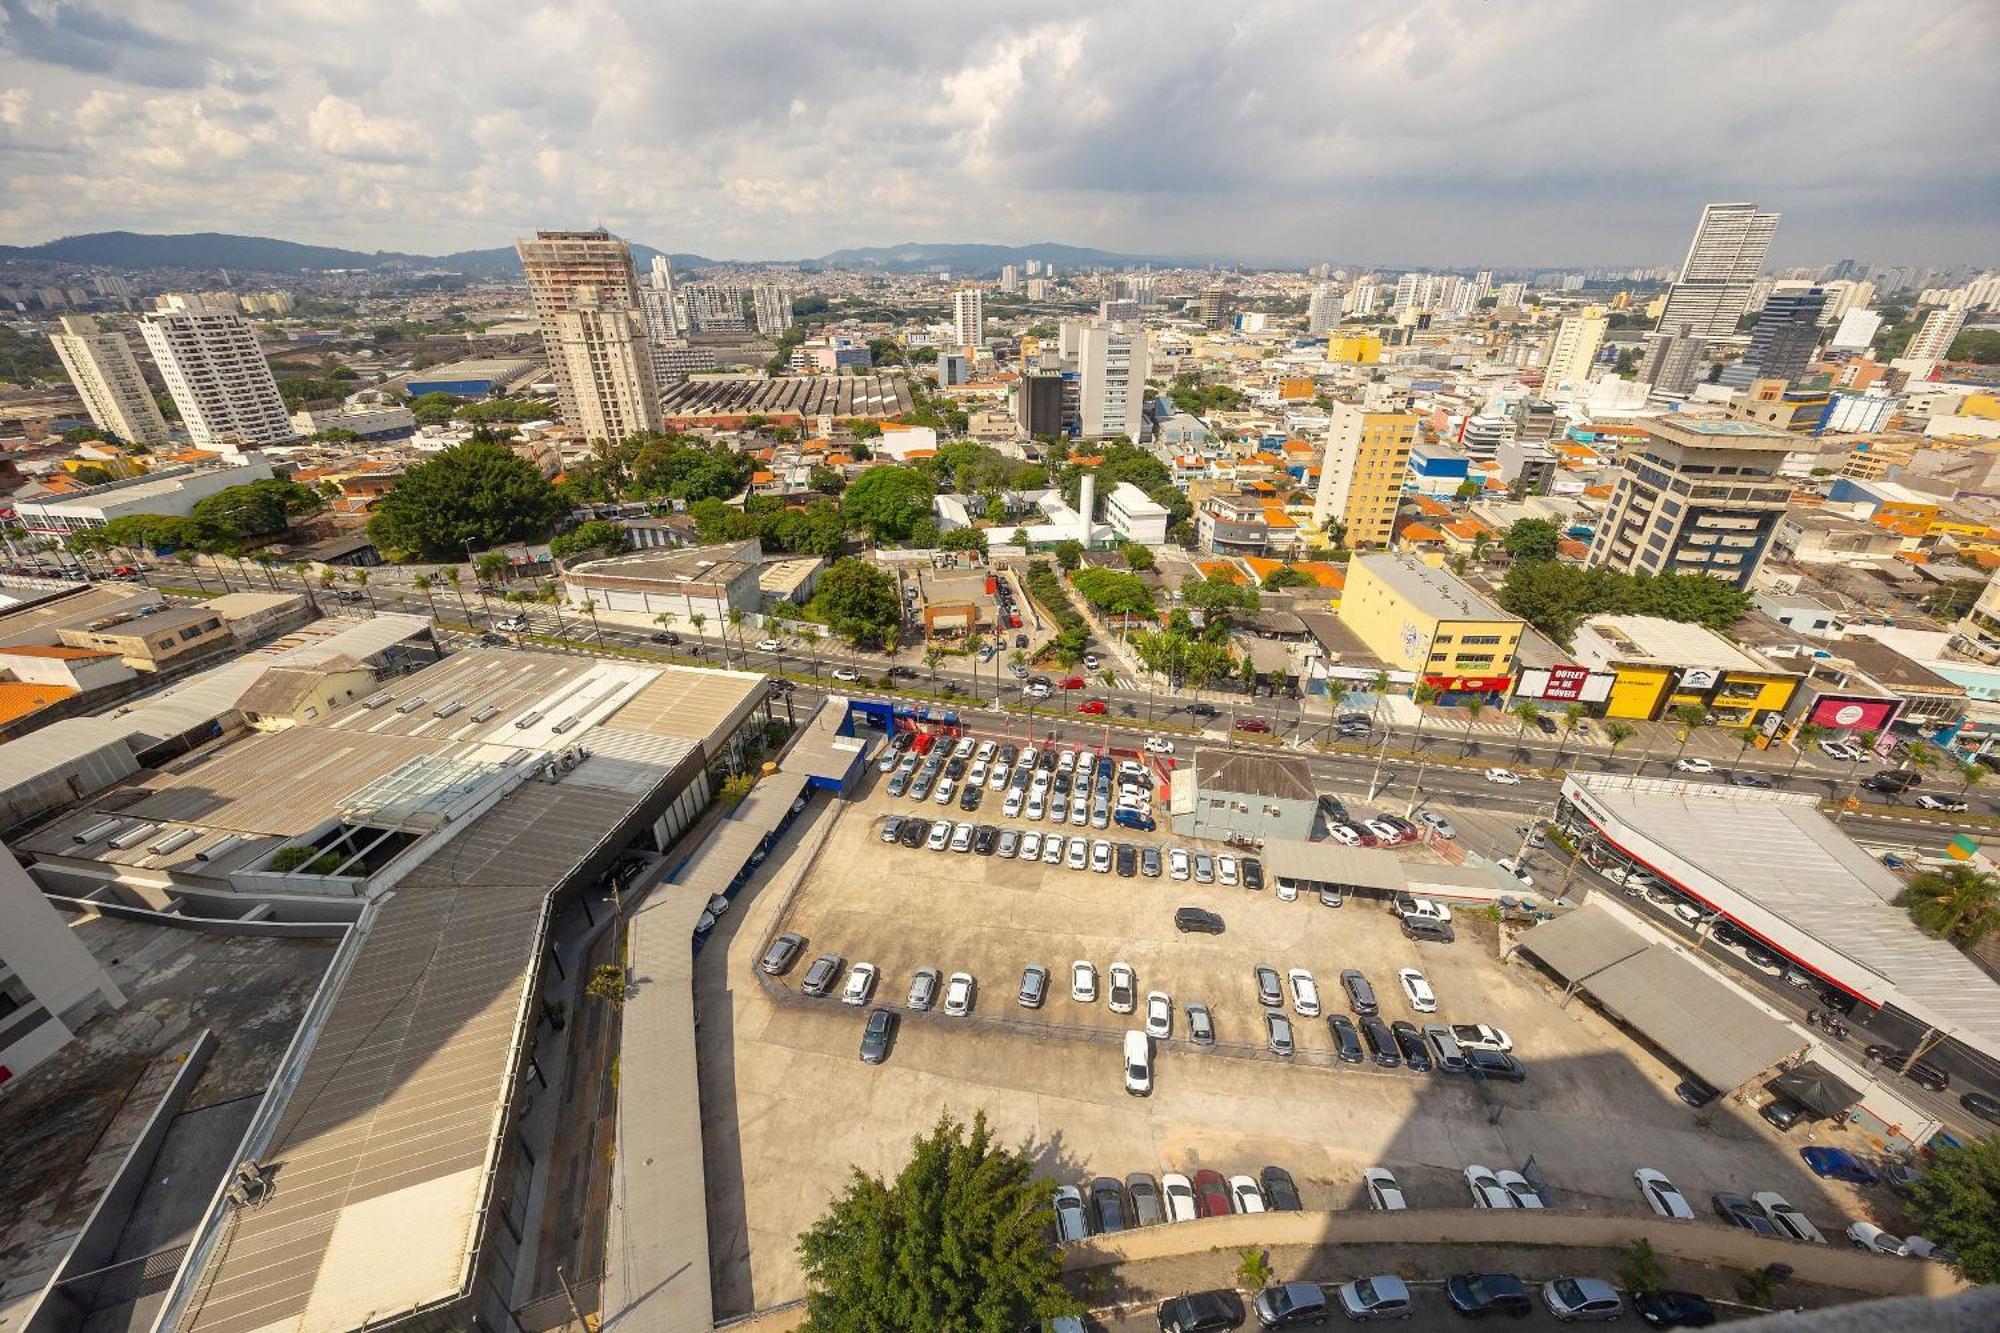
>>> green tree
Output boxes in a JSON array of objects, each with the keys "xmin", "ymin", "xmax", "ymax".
[
  {"xmin": 550, "ymin": 519, "xmax": 628, "ymax": 561},
  {"xmin": 1070, "ymin": 568, "xmax": 1155, "ymax": 617},
  {"xmin": 1605, "ymin": 720, "xmax": 1637, "ymax": 771},
  {"xmin": 809, "ymin": 464, "xmax": 847, "ymax": 495},
  {"xmin": 1122, "ymin": 542, "xmax": 1155, "ymax": 571},
  {"xmin": 796, "ymin": 1111, "xmax": 1077, "ymax": 1333},
  {"xmin": 1500, "ymin": 517, "xmax": 1562, "ymax": 563},
  {"xmin": 1053, "ymin": 539, "xmax": 1084, "ymax": 572},
  {"xmin": 840, "ymin": 466, "xmax": 936, "ymax": 543},
  {"xmin": 1898, "ymin": 864, "xmax": 2000, "ymax": 948},
  {"xmin": 814, "ymin": 558, "xmax": 902, "ymax": 648},
  {"xmin": 1669, "ymin": 703, "xmax": 1709, "ymax": 765},
  {"xmin": 1180, "ymin": 572, "xmax": 1260, "ymax": 627},
  {"xmin": 630, "ymin": 435, "xmax": 755, "ymax": 502},
  {"xmin": 185, "ymin": 478, "xmax": 325, "ymax": 550},
  {"xmin": 1906, "ymin": 1136, "xmax": 2000, "ymax": 1283},
  {"xmin": 409, "ymin": 391, "xmax": 467, "ymax": 425},
  {"xmin": 1261, "ymin": 564, "xmax": 1317, "ymax": 591},
  {"xmin": 366, "ymin": 440, "xmax": 567, "ymax": 560}
]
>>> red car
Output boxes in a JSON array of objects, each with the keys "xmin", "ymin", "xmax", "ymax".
[
  {"xmin": 1060, "ymin": 675, "xmax": 1086, "ymax": 690},
  {"xmin": 1077, "ymin": 698, "xmax": 1107, "ymax": 715},
  {"xmin": 1192, "ymin": 1168, "xmax": 1233, "ymax": 1218},
  {"xmin": 1233, "ymin": 716, "xmax": 1273, "ymax": 734}
]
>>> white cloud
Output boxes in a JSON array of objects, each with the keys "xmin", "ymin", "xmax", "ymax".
[{"xmin": 0, "ymin": 0, "xmax": 1992, "ymax": 264}]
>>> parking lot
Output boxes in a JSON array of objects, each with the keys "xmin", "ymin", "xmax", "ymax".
[{"xmin": 698, "ymin": 734, "xmax": 1900, "ymax": 1316}]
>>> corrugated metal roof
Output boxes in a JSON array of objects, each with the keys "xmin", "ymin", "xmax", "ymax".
[
  {"xmin": 1192, "ymin": 747, "xmax": 1316, "ymax": 803},
  {"xmin": 1260, "ymin": 837, "xmax": 1407, "ymax": 890}
]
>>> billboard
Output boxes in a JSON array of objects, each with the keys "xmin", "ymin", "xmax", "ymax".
[
  {"xmin": 1514, "ymin": 665, "xmax": 1614, "ymax": 704},
  {"xmin": 1809, "ymin": 696, "xmax": 1897, "ymax": 732},
  {"xmin": 1424, "ymin": 673, "xmax": 1514, "ymax": 694}
]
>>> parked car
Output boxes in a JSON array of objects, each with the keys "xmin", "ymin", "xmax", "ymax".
[
  {"xmin": 1915, "ymin": 793, "xmax": 1969, "ymax": 812},
  {"xmin": 1446, "ymin": 1273, "xmax": 1534, "ymax": 1319},
  {"xmin": 1108, "ymin": 963, "xmax": 1137, "ymax": 1013},
  {"xmin": 1242, "ymin": 858, "xmax": 1264, "ymax": 890},
  {"xmin": 1156, "ymin": 1289, "xmax": 1243, "ymax": 1333},
  {"xmin": 1862, "ymin": 769, "xmax": 1922, "ymax": 793},
  {"xmin": 1397, "ymin": 968, "xmax": 1436, "ymax": 1013},
  {"xmin": 1146, "ymin": 991, "xmax": 1173, "ymax": 1039},
  {"xmin": 1251, "ymin": 1280, "xmax": 1326, "ymax": 1328},
  {"xmin": 1287, "ymin": 968, "xmax": 1321, "ymax": 1017},
  {"xmin": 1424, "ymin": 1023, "xmax": 1469, "ymax": 1073},
  {"xmin": 1162, "ymin": 1173, "xmax": 1200, "ymax": 1223},
  {"xmin": 1416, "ymin": 810, "xmax": 1457, "ymax": 839},
  {"xmin": 840, "ymin": 962, "xmax": 878, "ymax": 1005},
  {"xmin": 1052, "ymin": 1185, "xmax": 1091, "ymax": 1242},
  {"xmin": 1846, "ymin": 1221, "xmax": 1910, "ymax": 1256},
  {"xmin": 1265, "ymin": 1011, "xmax": 1295, "ymax": 1057},
  {"xmin": 1187, "ymin": 1000, "xmax": 1217, "ymax": 1045},
  {"xmin": 1483, "ymin": 767, "xmax": 1523, "ymax": 785},
  {"xmin": 1711, "ymin": 1193, "xmax": 1782, "ymax": 1237},
  {"xmin": 1193, "ymin": 1168, "xmax": 1234, "ymax": 1217},
  {"xmin": 1802, "ymin": 1147, "xmax": 1879, "ymax": 1184},
  {"xmin": 1468, "ymin": 1048, "xmax": 1526, "ymax": 1082},
  {"xmin": 1629, "ymin": 1290, "xmax": 1717, "ymax": 1328},
  {"xmin": 1391, "ymin": 1020, "xmax": 1432, "ymax": 1071},
  {"xmin": 1071, "ymin": 960, "xmax": 1097, "ymax": 1003},
  {"xmin": 1335, "ymin": 1275, "xmax": 1411, "ymax": 1322},
  {"xmin": 1362, "ymin": 1166, "xmax": 1406, "ymax": 1211},
  {"xmin": 1542, "ymin": 1277, "xmax": 1623, "ymax": 1323},
  {"xmin": 1962, "ymin": 1090, "xmax": 2000, "ymax": 1124},
  {"xmin": 943, "ymin": 971, "xmax": 975, "ymax": 1016},
  {"xmin": 858, "ymin": 1007, "xmax": 897, "ymax": 1063},
  {"xmin": 1233, "ymin": 716, "xmax": 1273, "ymax": 734},
  {"xmin": 1175, "ymin": 906, "xmax": 1225, "ymax": 934},
  {"xmin": 1465, "ymin": 1165, "xmax": 1513, "ymax": 1208},
  {"xmin": 1863, "ymin": 1044, "xmax": 1950, "ymax": 1091},
  {"xmin": 1450, "ymin": 1023, "xmax": 1513, "ymax": 1052},
  {"xmin": 1228, "ymin": 1174, "xmax": 1266, "ymax": 1214},
  {"xmin": 1753, "ymin": 1191, "xmax": 1826, "ymax": 1244},
  {"xmin": 801, "ymin": 953, "xmax": 843, "ymax": 996},
  {"xmin": 1340, "ymin": 968, "xmax": 1378, "ymax": 1015},
  {"xmin": 1403, "ymin": 917, "xmax": 1456, "ymax": 944},
  {"xmin": 1255, "ymin": 965, "xmax": 1284, "ymax": 1007},
  {"xmin": 1090, "ymin": 1176, "xmax": 1128, "ymax": 1232},
  {"xmin": 1636, "ymin": 1168, "xmax": 1694, "ymax": 1219},
  {"xmin": 1017, "ymin": 965, "xmax": 1049, "ymax": 1009},
  {"xmin": 1257, "ymin": 1165, "xmax": 1301, "ymax": 1212},
  {"xmin": 760, "ymin": 931, "xmax": 805, "ymax": 975},
  {"xmin": 907, "ymin": 967, "xmax": 939, "ymax": 1010},
  {"xmin": 1360, "ymin": 1015, "xmax": 1400, "ymax": 1067},
  {"xmin": 1673, "ymin": 756, "xmax": 1714, "ymax": 773},
  {"xmin": 1127, "ymin": 1173, "xmax": 1164, "ymax": 1227},
  {"xmin": 1328, "ymin": 1015, "xmax": 1365, "ymax": 1064}
]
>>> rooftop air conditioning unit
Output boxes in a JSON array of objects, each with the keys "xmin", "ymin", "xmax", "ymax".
[
  {"xmin": 73, "ymin": 818, "xmax": 124, "ymax": 845},
  {"xmin": 108, "ymin": 822, "xmax": 162, "ymax": 850},
  {"xmin": 149, "ymin": 828, "xmax": 202, "ymax": 855}
]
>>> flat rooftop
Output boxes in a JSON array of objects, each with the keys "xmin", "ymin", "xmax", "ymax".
[
  {"xmin": 1571, "ymin": 614, "xmax": 1777, "ymax": 674},
  {"xmin": 660, "ymin": 374, "xmax": 915, "ymax": 419},
  {"xmin": 0, "ymin": 582, "xmax": 162, "ymax": 648},
  {"xmin": 1566, "ymin": 773, "xmax": 2000, "ymax": 1060},
  {"xmin": 1350, "ymin": 552, "xmax": 1513, "ymax": 624},
  {"xmin": 564, "ymin": 540, "xmax": 762, "ymax": 591}
]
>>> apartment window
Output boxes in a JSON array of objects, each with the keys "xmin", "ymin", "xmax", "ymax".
[
  {"xmin": 1460, "ymin": 635, "xmax": 1502, "ymax": 646},
  {"xmin": 1432, "ymin": 633, "xmax": 1454, "ymax": 644},
  {"xmin": 1454, "ymin": 653, "xmax": 1496, "ymax": 666}
]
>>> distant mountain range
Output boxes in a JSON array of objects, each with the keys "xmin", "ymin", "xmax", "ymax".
[{"xmin": 0, "ymin": 230, "xmax": 1188, "ymax": 277}]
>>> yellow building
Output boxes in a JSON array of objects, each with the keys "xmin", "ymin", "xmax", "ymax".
[
  {"xmin": 1960, "ymin": 392, "xmax": 2000, "ymax": 420},
  {"xmin": 1312, "ymin": 404, "xmax": 1418, "ymax": 549},
  {"xmin": 1326, "ymin": 333, "xmax": 1383, "ymax": 365},
  {"xmin": 1338, "ymin": 552, "xmax": 1523, "ymax": 698},
  {"xmin": 1570, "ymin": 614, "xmax": 1798, "ymax": 725}
]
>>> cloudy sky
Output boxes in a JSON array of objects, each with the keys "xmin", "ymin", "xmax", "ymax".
[{"xmin": 1, "ymin": 0, "xmax": 1994, "ymax": 267}]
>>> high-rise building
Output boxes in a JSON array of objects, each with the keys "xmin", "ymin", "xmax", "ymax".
[
  {"xmin": 139, "ymin": 294, "xmax": 294, "ymax": 452},
  {"xmin": 1458, "ymin": 412, "xmax": 1515, "ymax": 462},
  {"xmin": 1496, "ymin": 281, "xmax": 1528, "ymax": 308},
  {"xmin": 1905, "ymin": 304, "xmax": 1969, "ymax": 363},
  {"xmin": 1344, "ymin": 279, "xmax": 1379, "ymax": 317},
  {"xmin": 1587, "ymin": 418, "xmax": 1793, "ymax": 588},
  {"xmin": 1540, "ymin": 305, "xmax": 1608, "ymax": 391},
  {"xmin": 750, "ymin": 285, "xmax": 793, "ymax": 336},
  {"xmin": 1720, "ymin": 286, "xmax": 1828, "ymax": 388},
  {"xmin": 1471, "ymin": 270, "xmax": 1494, "ymax": 304},
  {"xmin": 517, "ymin": 229, "xmax": 642, "ymax": 427},
  {"xmin": 1655, "ymin": 202, "xmax": 1780, "ymax": 340},
  {"xmin": 1075, "ymin": 321, "xmax": 1148, "ymax": 440},
  {"xmin": 1197, "ymin": 286, "xmax": 1228, "ymax": 329},
  {"xmin": 681, "ymin": 283, "xmax": 747, "ymax": 334},
  {"xmin": 952, "ymin": 287, "xmax": 986, "ymax": 349},
  {"xmin": 1828, "ymin": 308, "xmax": 1883, "ymax": 353},
  {"xmin": 1312, "ymin": 404, "xmax": 1418, "ymax": 548},
  {"xmin": 1307, "ymin": 283, "xmax": 1342, "ymax": 335},
  {"xmin": 1015, "ymin": 372, "xmax": 1066, "ymax": 438},
  {"xmin": 1638, "ymin": 324, "xmax": 1706, "ymax": 399},
  {"xmin": 999, "ymin": 264, "xmax": 1021, "ymax": 293},
  {"xmin": 547, "ymin": 286, "xmax": 662, "ymax": 443},
  {"xmin": 50, "ymin": 315, "xmax": 171, "ymax": 446}
]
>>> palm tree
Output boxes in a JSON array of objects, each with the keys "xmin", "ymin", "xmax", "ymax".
[
  {"xmin": 1366, "ymin": 669, "xmax": 1396, "ymax": 797},
  {"xmin": 1460, "ymin": 695, "xmax": 1486, "ymax": 755},
  {"xmin": 1470, "ymin": 529, "xmax": 1493, "ymax": 565},
  {"xmin": 443, "ymin": 565, "xmax": 473, "ymax": 624},
  {"xmin": 1605, "ymin": 721, "xmax": 1637, "ymax": 772},
  {"xmin": 1402, "ymin": 682, "xmax": 1442, "ymax": 813},
  {"xmin": 175, "ymin": 549, "xmax": 206, "ymax": 593},
  {"xmin": 412, "ymin": 573, "xmax": 438, "ymax": 622},
  {"xmin": 653, "ymin": 610, "xmax": 677, "ymax": 646},
  {"xmin": 349, "ymin": 567, "xmax": 373, "ymax": 612},
  {"xmin": 1897, "ymin": 864, "xmax": 2000, "ymax": 947},
  {"xmin": 1554, "ymin": 704, "xmax": 1584, "ymax": 766},
  {"xmin": 1731, "ymin": 724, "xmax": 1761, "ymax": 776},
  {"xmin": 799, "ymin": 625, "xmax": 823, "ymax": 676},
  {"xmin": 1835, "ymin": 728, "xmax": 1880, "ymax": 819},
  {"xmin": 924, "ymin": 645, "xmax": 943, "ymax": 692},
  {"xmin": 689, "ymin": 611, "xmax": 708, "ymax": 657},
  {"xmin": 252, "ymin": 552, "xmax": 279, "ymax": 590},
  {"xmin": 1788, "ymin": 721, "xmax": 1827, "ymax": 782},
  {"xmin": 581, "ymin": 595, "xmax": 604, "ymax": 648},
  {"xmin": 1955, "ymin": 757, "xmax": 1990, "ymax": 801},
  {"xmin": 726, "ymin": 607, "xmax": 747, "ymax": 668},
  {"xmin": 1512, "ymin": 701, "xmax": 1543, "ymax": 759},
  {"xmin": 1669, "ymin": 703, "xmax": 1709, "ymax": 767}
]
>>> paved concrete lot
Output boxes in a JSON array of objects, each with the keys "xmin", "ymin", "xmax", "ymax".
[{"xmin": 698, "ymin": 756, "xmax": 1887, "ymax": 1317}]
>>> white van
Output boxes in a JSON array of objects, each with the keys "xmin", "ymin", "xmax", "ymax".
[{"xmin": 1124, "ymin": 1029, "xmax": 1152, "ymax": 1096}]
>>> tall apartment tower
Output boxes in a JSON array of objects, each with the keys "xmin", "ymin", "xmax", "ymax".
[
  {"xmin": 1075, "ymin": 321, "xmax": 1148, "ymax": 440},
  {"xmin": 1307, "ymin": 283, "xmax": 1342, "ymax": 335},
  {"xmin": 548, "ymin": 286, "xmax": 663, "ymax": 443},
  {"xmin": 139, "ymin": 294, "xmax": 294, "ymax": 453},
  {"xmin": 750, "ymin": 285, "xmax": 793, "ymax": 336},
  {"xmin": 1540, "ymin": 305, "xmax": 1608, "ymax": 392},
  {"xmin": 1586, "ymin": 418, "xmax": 1793, "ymax": 588},
  {"xmin": 1720, "ymin": 286, "xmax": 1828, "ymax": 388},
  {"xmin": 516, "ymin": 229, "xmax": 643, "ymax": 427},
  {"xmin": 951, "ymin": 287, "xmax": 986, "ymax": 349},
  {"xmin": 1197, "ymin": 286, "xmax": 1228, "ymax": 329},
  {"xmin": 1655, "ymin": 202, "xmax": 1780, "ymax": 341},
  {"xmin": 641, "ymin": 255, "xmax": 682, "ymax": 337},
  {"xmin": 1906, "ymin": 304, "xmax": 1969, "ymax": 363},
  {"xmin": 49, "ymin": 315, "xmax": 171, "ymax": 446},
  {"xmin": 1312, "ymin": 404, "xmax": 1419, "ymax": 548}
]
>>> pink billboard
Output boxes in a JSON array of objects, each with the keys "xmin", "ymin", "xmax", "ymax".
[{"xmin": 1809, "ymin": 696, "xmax": 1896, "ymax": 732}]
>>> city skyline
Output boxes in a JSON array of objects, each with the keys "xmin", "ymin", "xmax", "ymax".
[{"xmin": 1, "ymin": 2, "xmax": 1995, "ymax": 267}]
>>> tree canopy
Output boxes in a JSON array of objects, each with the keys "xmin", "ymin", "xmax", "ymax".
[
  {"xmin": 1180, "ymin": 571, "xmax": 1261, "ymax": 626},
  {"xmin": 549, "ymin": 519, "xmax": 628, "ymax": 562},
  {"xmin": 841, "ymin": 465, "xmax": 936, "ymax": 543},
  {"xmin": 1501, "ymin": 517, "xmax": 1563, "ymax": 563},
  {"xmin": 408, "ymin": 391, "xmax": 467, "ymax": 425},
  {"xmin": 1057, "ymin": 442, "xmax": 1190, "ymax": 528},
  {"xmin": 796, "ymin": 1110, "xmax": 1076, "ymax": 1333},
  {"xmin": 1906, "ymin": 1135, "xmax": 2000, "ymax": 1284},
  {"xmin": 73, "ymin": 477, "xmax": 324, "ymax": 556},
  {"xmin": 367, "ymin": 440, "xmax": 568, "ymax": 560},
  {"xmin": 813, "ymin": 558, "xmax": 902, "ymax": 648},
  {"xmin": 1165, "ymin": 373, "xmax": 1246, "ymax": 416},
  {"xmin": 1497, "ymin": 561, "xmax": 1752, "ymax": 644},
  {"xmin": 1071, "ymin": 567, "xmax": 1156, "ymax": 617},
  {"xmin": 1898, "ymin": 864, "xmax": 2000, "ymax": 948}
]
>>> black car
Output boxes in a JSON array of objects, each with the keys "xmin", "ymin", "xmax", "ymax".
[
  {"xmin": 887, "ymin": 665, "xmax": 918, "ymax": 679},
  {"xmin": 760, "ymin": 931, "xmax": 805, "ymax": 975},
  {"xmin": 898, "ymin": 818, "xmax": 929, "ymax": 848},
  {"xmin": 1156, "ymin": 1289, "xmax": 1244, "ymax": 1333},
  {"xmin": 1360, "ymin": 1015, "xmax": 1400, "ymax": 1068},
  {"xmin": 1176, "ymin": 907, "xmax": 1226, "ymax": 934},
  {"xmin": 649, "ymin": 630, "xmax": 682, "ymax": 644},
  {"xmin": 1116, "ymin": 843, "xmax": 1138, "ymax": 877},
  {"xmin": 1862, "ymin": 769, "xmax": 1921, "ymax": 793},
  {"xmin": 1090, "ymin": 1176, "xmax": 1128, "ymax": 1232},
  {"xmin": 1445, "ymin": 1272, "xmax": 1534, "ymax": 1319},
  {"xmin": 1259, "ymin": 1165, "xmax": 1302, "ymax": 1211},
  {"xmin": 1632, "ymin": 1290, "xmax": 1716, "ymax": 1328},
  {"xmin": 1187, "ymin": 702, "xmax": 1219, "ymax": 718},
  {"xmin": 1466, "ymin": 1048, "xmax": 1525, "ymax": 1083},
  {"xmin": 1015, "ymin": 633, "xmax": 1029, "ymax": 648},
  {"xmin": 1327, "ymin": 1015, "xmax": 1365, "ymax": 1063},
  {"xmin": 971, "ymin": 824, "xmax": 999, "ymax": 855},
  {"xmin": 1675, "ymin": 1078, "xmax": 1719, "ymax": 1108},
  {"xmin": 1731, "ymin": 772, "xmax": 1772, "ymax": 789},
  {"xmin": 945, "ymin": 756, "xmax": 968, "ymax": 779},
  {"xmin": 1864, "ymin": 1044, "xmax": 1950, "ymax": 1091},
  {"xmin": 1318, "ymin": 795, "xmax": 1351, "ymax": 824},
  {"xmin": 1241, "ymin": 858, "xmax": 1264, "ymax": 890},
  {"xmin": 1340, "ymin": 969, "xmax": 1378, "ymax": 1015},
  {"xmin": 1711, "ymin": 1193, "xmax": 1782, "ymax": 1237},
  {"xmin": 1402, "ymin": 917, "xmax": 1456, "ymax": 944},
  {"xmin": 1759, "ymin": 1096, "xmax": 1811, "ymax": 1131},
  {"xmin": 1391, "ymin": 1020, "xmax": 1432, "ymax": 1071},
  {"xmin": 1963, "ymin": 1090, "xmax": 2000, "ymax": 1125},
  {"xmin": 959, "ymin": 783, "xmax": 984, "ymax": 811},
  {"xmin": 858, "ymin": 1008, "xmax": 897, "ymax": 1064}
]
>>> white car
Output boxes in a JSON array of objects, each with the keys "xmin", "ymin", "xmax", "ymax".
[
  {"xmin": 1818, "ymin": 738, "xmax": 1861, "ymax": 761},
  {"xmin": 1363, "ymin": 1166, "xmax": 1407, "ymax": 1211},
  {"xmin": 1162, "ymin": 1172, "xmax": 1199, "ymax": 1222},
  {"xmin": 934, "ymin": 777, "xmax": 957, "ymax": 806},
  {"xmin": 1753, "ymin": 1191, "xmax": 1826, "ymax": 1244},
  {"xmin": 1326, "ymin": 822, "xmax": 1363, "ymax": 846},
  {"xmin": 1041, "ymin": 833, "xmax": 1066, "ymax": 864},
  {"xmin": 975, "ymin": 739, "xmax": 996, "ymax": 763},
  {"xmin": 840, "ymin": 962, "xmax": 878, "ymax": 1006},
  {"xmin": 952, "ymin": 736, "xmax": 976, "ymax": 760},
  {"xmin": 967, "ymin": 761, "xmax": 988, "ymax": 788},
  {"xmin": 943, "ymin": 971, "xmax": 975, "ymax": 1016},
  {"xmin": 1053, "ymin": 1185, "xmax": 1090, "ymax": 1242},
  {"xmin": 1091, "ymin": 839, "xmax": 1113, "ymax": 873},
  {"xmin": 1847, "ymin": 1221, "xmax": 1909, "ymax": 1256},
  {"xmin": 1026, "ymin": 793, "xmax": 1047, "ymax": 820},
  {"xmin": 1484, "ymin": 767, "xmax": 1523, "ymax": 785},
  {"xmin": 1464, "ymin": 1165, "xmax": 1514, "ymax": 1208},
  {"xmin": 1145, "ymin": 990, "xmax": 1172, "ymax": 1038},
  {"xmin": 1636, "ymin": 1168, "xmax": 1694, "ymax": 1220},
  {"xmin": 1497, "ymin": 858, "xmax": 1534, "ymax": 888},
  {"xmin": 927, "ymin": 821, "xmax": 952, "ymax": 851},
  {"xmin": 1417, "ymin": 810, "xmax": 1457, "ymax": 839},
  {"xmin": 1019, "ymin": 830, "xmax": 1043, "ymax": 860},
  {"xmin": 1495, "ymin": 1169, "xmax": 1543, "ymax": 1209},
  {"xmin": 1216, "ymin": 854, "xmax": 1239, "ymax": 886},
  {"xmin": 1451, "ymin": 1023, "xmax": 1513, "ymax": 1053},
  {"xmin": 1019, "ymin": 745, "xmax": 1038, "ymax": 770},
  {"xmin": 950, "ymin": 821, "xmax": 974, "ymax": 852},
  {"xmin": 1398, "ymin": 968, "xmax": 1436, "ymax": 1014},
  {"xmin": 1144, "ymin": 736, "xmax": 1175, "ymax": 755},
  {"xmin": 1003, "ymin": 790, "xmax": 1025, "ymax": 818},
  {"xmin": 1916, "ymin": 794, "xmax": 1969, "ymax": 813},
  {"xmin": 1275, "ymin": 877, "xmax": 1298, "ymax": 902},
  {"xmin": 831, "ymin": 666, "xmax": 860, "ymax": 682},
  {"xmin": 496, "ymin": 615, "xmax": 530, "ymax": 632},
  {"xmin": 1107, "ymin": 963, "xmax": 1136, "ymax": 1014},
  {"xmin": 756, "ymin": 638, "xmax": 782, "ymax": 652},
  {"xmin": 1071, "ymin": 960, "xmax": 1097, "ymax": 1003},
  {"xmin": 988, "ymin": 763, "xmax": 1010, "ymax": 792},
  {"xmin": 1673, "ymin": 756, "xmax": 1715, "ymax": 773},
  {"xmin": 1168, "ymin": 847, "xmax": 1192, "ymax": 880},
  {"xmin": 1229, "ymin": 1175, "xmax": 1267, "ymax": 1214},
  {"xmin": 1287, "ymin": 968, "xmax": 1321, "ymax": 1017},
  {"xmin": 1067, "ymin": 838, "xmax": 1089, "ymax": 870}
]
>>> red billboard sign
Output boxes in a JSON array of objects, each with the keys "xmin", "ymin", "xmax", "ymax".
[
  {"xmin": 1424, "ymin": 674, "xmax": 1514, "ymax": 693},
  {"xmin": 1810, "ymin": 696, "xmax": 1896, "ymax": 731},
  {"xmin": 1542, "ymin": 664, "xmax": 1592, "ymax": 702}
]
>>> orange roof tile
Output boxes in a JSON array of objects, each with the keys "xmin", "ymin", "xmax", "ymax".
[
  {"xmin": 1, "ymin": 644, "xmax": 117, "ymax": 659},
  {"xmin": 1399, "ymin": 523, "xmax": 1444, "ymax": 542},
  {"xmin": 752, "ymin": 470, "xmax": 775, "ymax": 484},
  {"xmin": 1262, "ymin": 508, "xmax": 1297, "ymax": 528},
  {"xmin": 1195, "ymin": 561, "xmax": 1244, "ymax": 583},
  {"xmin": 0, "ymin": 680, "xmax": 75, "ymax": 725},
  {"xmin": 1583, "ymin": 483, "xmax": 1616, "ymax": 499},
  {"xmin": 1414, "ymin": 496, "xmax": 1453, "ymax": 517},
  {"xmin": 1557, "ymin": 538, "xmax": 1590, "ymax": 559}
]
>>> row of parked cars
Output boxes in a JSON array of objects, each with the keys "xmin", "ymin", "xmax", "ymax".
[
  {"xmin": 883, "ymin": 733, "xmax": 1165, "ymax": 831},
  {"xmin": 1155, "ymin": 1276, "xmax": 1698, "ymax": 1328},
  {"xmin": 881, "ymin": 810, "xmax": 1264, "ymax": 882}
]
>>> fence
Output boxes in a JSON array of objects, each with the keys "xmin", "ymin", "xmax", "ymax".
[
  {"xmin": 49, "ymin": 1244, "xmax": 190, "ymax": 1321},
  {"xmin": 509, "ymin": 1272, "xmax": 603, "ymax": 1333}
]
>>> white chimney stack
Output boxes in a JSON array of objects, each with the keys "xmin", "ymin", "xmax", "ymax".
[{"xmin": 1078, "ymin": 473, "xmax": 1096, "ymax": 545}]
